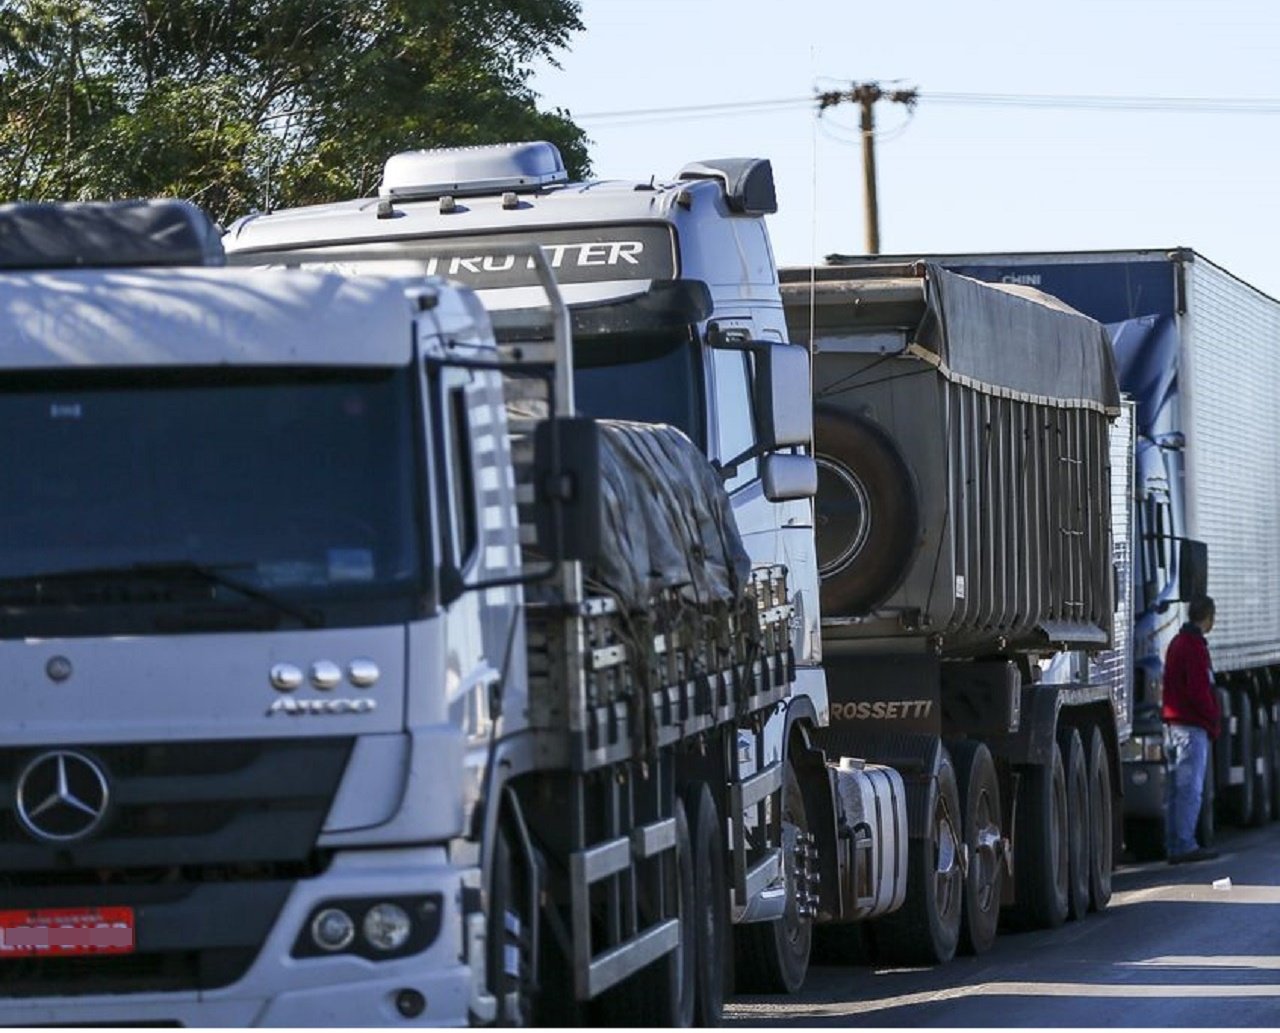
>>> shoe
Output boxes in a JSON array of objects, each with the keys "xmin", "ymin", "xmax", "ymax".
[{"xmin": 1168, "ymin": 847, "xmax": 1219, "ymax": 864}]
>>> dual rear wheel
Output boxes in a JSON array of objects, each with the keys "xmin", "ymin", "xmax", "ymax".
[
  {"xmin": 1010, "ymin": 724, "xmax": 1113, "ymax": 930},
  {"xmin": 598, "ymin": 783, "xmax": 730, "ymax": 1027}
]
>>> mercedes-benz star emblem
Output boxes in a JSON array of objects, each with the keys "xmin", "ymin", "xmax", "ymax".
[{"xmin": 15, "ymin": 750, "xmax": 110, "ymax": 842}]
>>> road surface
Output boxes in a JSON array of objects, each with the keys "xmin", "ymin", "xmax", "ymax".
[{"xmin": 728, "ymin": 823, "xmax": 1280, "ymax": 1027}]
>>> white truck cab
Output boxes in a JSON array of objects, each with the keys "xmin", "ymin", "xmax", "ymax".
[
  {"xmin": 224, "ymin": 141, "xmax": 826, "ymax": 718},
  {"xmin": 0, "ymin": 202, "xmax": 522, "ymax": 1025}
]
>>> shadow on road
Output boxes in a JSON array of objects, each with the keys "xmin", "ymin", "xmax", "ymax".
[{"xmin": 726, "ymin": 824, "xmax": 1280, "ymax": 1027}]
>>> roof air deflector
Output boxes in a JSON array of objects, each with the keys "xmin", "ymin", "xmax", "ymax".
[
  {"xmin": 380, "ymin": 141, "xmax": 569, "ymax": 202},
  {"xmin": 677, "ymin": 158, "xmax": 777, "ymax": 215}
]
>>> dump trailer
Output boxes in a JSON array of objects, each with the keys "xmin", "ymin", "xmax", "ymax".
[
  {"xmin": 780, "ymin": 262, "xmax": 1131, "ymax": 963},
  {"xmin": 0, "ymin": 200, "xmax": 795, "ymax": 1027},
  {"xmin": 830, "ymin": 248, "xmax": 1280, "ymax": 856},
  {"xmin": 225, "ymin": 142, "xmax": 928, "ymax": 1003}
]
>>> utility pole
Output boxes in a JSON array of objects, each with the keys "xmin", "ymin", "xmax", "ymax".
[{"xmin": 818, "ymin": 82, "xmax": 918, "ymax": 254}]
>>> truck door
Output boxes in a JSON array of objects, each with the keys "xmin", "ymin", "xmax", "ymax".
[{"xmin": 423, "ymin": 353, "xmax": 516, "ymax": 741}]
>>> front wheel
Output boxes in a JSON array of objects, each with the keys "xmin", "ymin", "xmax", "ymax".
[
  {"xmin": 734, "ymin": 757, "xmax": 812, "ymax": 994},
  {"xmin": 874, "ymin": 743, "xmax": 964, "ymax": 965},
  {"xmin": 488, "ymin": 826, "xmax": 531, "ymax": 1026}
]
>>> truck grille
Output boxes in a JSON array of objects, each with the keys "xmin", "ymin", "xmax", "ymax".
[
  {"xmin": 0, "ymin": 738, "xmax": 353, "ymax": 997},
  {"xmin": 0, "ymin": 738, "xmax": 353, "ymax": 871}
]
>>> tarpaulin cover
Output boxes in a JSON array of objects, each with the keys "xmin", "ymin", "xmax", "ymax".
[
  {"xmin": 0, "ymin": 200, "xmax": 224, "ymax": 270},
  {"xmin": 591, "ymin": 419, "xmax": 750, "ymax": 609},
  {"xmin": 918, "ymin": 264, "xmax": 1121, "ymax": 411}
]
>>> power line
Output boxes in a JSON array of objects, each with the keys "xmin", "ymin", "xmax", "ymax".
[
  {"xmin": 925, "ymin": 90, "xmax": 1280, "ymax": 112},
  {"xmin": 574, "ymin": 89, "xmax": 1280, "ymax": 127},
  {"xmin": 575, "ymin": 96, "xmax": 812, "ymax": 127}
]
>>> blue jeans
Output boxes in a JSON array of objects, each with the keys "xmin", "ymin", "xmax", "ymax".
[{"xmin": 1164, "ymin": 723, "xmax": 1209, "ymax": 857}]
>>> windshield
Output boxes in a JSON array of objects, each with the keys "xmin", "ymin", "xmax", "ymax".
[
  {"xmin": 0, "ymin": 366, "xmax": 424, "ymax": 637},
  {"xmin": 573, "ymin": 330, "xmax": 703, "ymax": 446}
]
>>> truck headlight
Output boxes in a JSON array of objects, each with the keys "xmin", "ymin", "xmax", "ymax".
[
  {"xmin": 311, "ymin": 908, "xmax": 356, "ymax": 952},
  {"xmin": 363, "ymin": 903, "xmax": 412, "ymax": 952},
  {"xmin": 293, "ymin": 894, "xmax": 443, "ymax": 960}
]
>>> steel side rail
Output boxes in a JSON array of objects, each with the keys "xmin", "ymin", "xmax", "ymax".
[{"xmin": 568, "ymin": 817, "xmax": 679, "ymax": 999}]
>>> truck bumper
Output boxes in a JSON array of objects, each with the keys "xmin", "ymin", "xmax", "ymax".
[
  {"xmin": 1, "ymin": 849, "xmax": 479, "ymax": 1028},
  {"xmin": 1122, "ymin": 759, "xmax": 1165, "ymax": 819}
]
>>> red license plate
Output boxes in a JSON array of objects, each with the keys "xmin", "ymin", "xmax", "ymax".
[{"xmin": 0, "ymin": 907, "xmax": 135, "ymax": 957}]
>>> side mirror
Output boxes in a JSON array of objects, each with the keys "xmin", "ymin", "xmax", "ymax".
[
  {"xmin": 1178, "ymin": 538, "xmax": 1208, "ymax": 601},
  {"xmin": 532, "ymin": 417, "xmax": 603, "ymax": 565},
  {"xmin": 708, "ymin": 329, "xmax": 813, "ymax": 452},
  {"xmin": 753, "ymin": 342, "xmax": 813, "ymax": 450},
  {"xmin": 762, "ymin": 453, "xmax": 817, "ymax": 502}
]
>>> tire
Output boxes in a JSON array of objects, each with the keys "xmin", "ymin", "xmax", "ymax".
[
  {"xmin": 951, "ymin": 740, "xmax": 1003, "ymax": 955},
  {"xmin": 1250, "ymin": 703, "xmax": 1273, "ymax": 826},
  {"xmin": 873, "ymin": 744, "xmax": 964, "ymax": 965},
  {"xmin": 1085, "ymin": 726, "xmax": 1114, "ymax": 911},
  {"xmin": 734, "ymin": 758, "xmax": 812, "ymax": 994},
  {"xmin": 683, "ymin": 783, "xmax": 728, "ymax": 1026},
  {"xmin": 813, "ymin": 408, "xmax": 919, "ymax": 615},
  {"xmin": 488, "ymin": 826, "xmax": 532, "ymax": 1026},
  {"xmin": 1228, "ymin": 688, "xmax": 1255, "ymax": 826},
  {"xmin": 596, "ymin": 798, "xmax": 696, "ymax": 1027},
  {"xmin": 1057, "ymin": 728, "xmax": 1090, "ymax": 922},
  {"xmin": 1008, "ymin": 743, "xmax": 1070, "ymax": 930},
  {"xmin": 1269, "ymin": 701, "xmax": 1280, "ymax": 820},
  {"xmin": 532, "ymin": 902, "xmax": 585, "ymax": 1027}
]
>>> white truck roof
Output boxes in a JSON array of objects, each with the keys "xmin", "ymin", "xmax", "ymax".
[
  {"xmin": 223, "ymin": 143, "xmax": 781, "ymax": 311},
  {"xmin": 0, "ymin": 266, "xmax": 472, "ymax": 369},
  {"xmin": 225, "ymin": 178, "xmax": 686, "ymax": 252}
]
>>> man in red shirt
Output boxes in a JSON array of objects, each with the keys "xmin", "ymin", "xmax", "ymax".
[{"xmin": 1162, "ymin": 595, "xmax": 1220, "ymax": 863}]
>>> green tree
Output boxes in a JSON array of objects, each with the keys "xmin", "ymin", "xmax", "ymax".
[{"xmin": 0, "ymin": 0, "xmax": 588, "ymax": 222}]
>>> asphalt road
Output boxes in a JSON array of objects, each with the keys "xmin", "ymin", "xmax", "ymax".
[{"xmin": 727, "ymin": 823, "xmax": 1280, "ymax": 1027}]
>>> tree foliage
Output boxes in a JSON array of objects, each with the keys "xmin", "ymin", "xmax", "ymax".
[{"xmin": 0, "ymin": 0, "xmax": 589, "ymax": 222}]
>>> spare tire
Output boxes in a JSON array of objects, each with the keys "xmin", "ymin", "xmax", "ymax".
[{"xmin": 813, "ymin": 408, "xmax": 920, "ymax": 615}]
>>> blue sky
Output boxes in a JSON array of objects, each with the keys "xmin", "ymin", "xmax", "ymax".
[{"xmin": 531, "ymin": 0, "xmax": 1280, "ymax": 297}]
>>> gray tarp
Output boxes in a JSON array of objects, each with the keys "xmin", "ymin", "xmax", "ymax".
[
  {"xmin": 591, "ymin": 420, "xmax": 750, "ymax": 610},
  {"xmin": 919, "ymin": 264, "xmax": 1121, "ymax": 411},
  {"xmin": 0, "ymin": 200, "xmax": 224, "ymax": 270}
]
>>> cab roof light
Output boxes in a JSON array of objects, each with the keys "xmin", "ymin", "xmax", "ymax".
[
  {"xmin": 676, "ymin": 157, "xmax": 777, "ymax": 215},
  {"xmin": 379, "ymin": 141, "xmax": 568, "ymax": 202}
]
